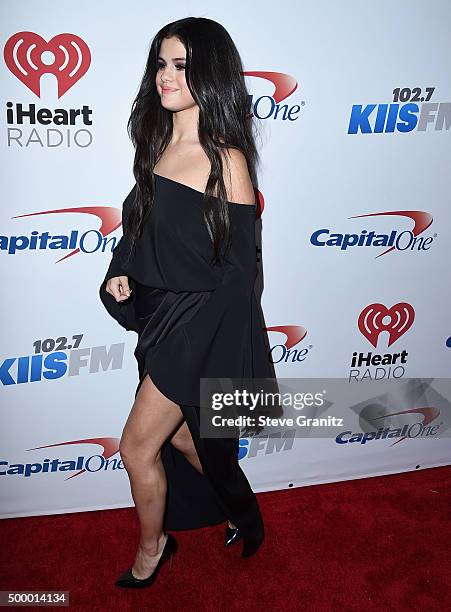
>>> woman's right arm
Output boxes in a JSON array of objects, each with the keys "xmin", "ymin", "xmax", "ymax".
[{"xmin": 102, "ymin": 184, "xmax": 137, "ymax": 302}]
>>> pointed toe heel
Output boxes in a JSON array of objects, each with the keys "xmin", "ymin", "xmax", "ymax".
[{"xmin": 115, "ymin": 533, "xmax": 177, "ymax": 589}]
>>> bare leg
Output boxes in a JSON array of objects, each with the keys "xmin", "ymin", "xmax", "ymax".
[
  {"xmin": 170, "ymin": 421, "xmax": 237, "ymax": 530},
  {"xmin": 170, "ymin": 421, "xmax": 203, "ymax": 473},
  {"xmin": 119, "ymin": 374, "xmax": 184, "ymax": 579}
]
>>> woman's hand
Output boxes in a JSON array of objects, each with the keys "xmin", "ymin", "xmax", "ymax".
[{"xmin": 106, "ymin": 275, "xmax": 132, "ymax": 303}]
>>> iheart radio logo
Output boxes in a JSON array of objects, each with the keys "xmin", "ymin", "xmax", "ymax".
[
  {"xmin": 4, "ymin": 31, "xmax": 91, "ymax": 98},
  {"xmin": 358, "ymin": 302, "xmax": 415, "ymax": 348}
]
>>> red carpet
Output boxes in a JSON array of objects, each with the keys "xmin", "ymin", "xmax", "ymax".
[{"xmin": 1, "ymin": 466, "xmax": 450, "ymax": 611}]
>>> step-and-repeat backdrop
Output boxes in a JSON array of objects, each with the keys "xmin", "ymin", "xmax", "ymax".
[{"xmin": 2, "ymin": 1, "xmax": 450, "ymax": 518}]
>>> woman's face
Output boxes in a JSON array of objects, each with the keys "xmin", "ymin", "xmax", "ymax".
[{"xmin": 156, "ymin": 37, "xmax": 196, "ymax": 111}]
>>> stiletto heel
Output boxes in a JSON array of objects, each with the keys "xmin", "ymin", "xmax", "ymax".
[
  {"xmin": 224, "ymin": 521, "xmax": 263, "ymax": 556},
  {"xmin": 115, "ymin": 533, "xmax": 177, "ymax": 588},
  {"xmin": 224, "ymin": 523, "xmax": 242, "ymax": 547}
]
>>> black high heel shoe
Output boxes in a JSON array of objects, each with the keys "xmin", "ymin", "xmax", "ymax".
[
  {"xmin": 115, "ymin": 533, "xmax": 177, "ymax": 589},
  {"xmin": 225, "ymin": 523, "xmax": 242, "ymax": 547},
  {"xmin": 225, "ymin": 522, "xmax": 264, "ymax": 557}
]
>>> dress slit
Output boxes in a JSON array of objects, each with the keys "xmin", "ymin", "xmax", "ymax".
[{"xmin": 130, "ymin": 281, "xmax": 263, "ymax": 540}]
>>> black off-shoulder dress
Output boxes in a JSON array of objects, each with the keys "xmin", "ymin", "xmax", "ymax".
[{"xmin": 99, "ymin": 173, "xmax": 275, "ymax": 550}]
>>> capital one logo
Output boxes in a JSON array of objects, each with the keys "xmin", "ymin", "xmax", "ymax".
[
  {"xmin": 0, "ymin": 437, "xmax": 122, "ymax": 480},
  {"xmin": 266, "ymin": 325, "xmax": 311, "ymax": 364},
  {"xmin": 7, "ymin": 204, "xmax": 122, "ymax": 262},
  {"xmin": 358, "ymin": 302, "xmax": 415, "ymax": 348},
  {"xmin": 4, "ymin": 31, "xmax": 91, "ymax": 97},
  {"xmin": 242, "ymin": 71, "xmax": 301, "ymax": 121}
]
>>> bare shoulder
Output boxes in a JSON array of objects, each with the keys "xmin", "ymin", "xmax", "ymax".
[{"xmin": 220, "ymin": 148, "xmax": 255, "ymax": 206}]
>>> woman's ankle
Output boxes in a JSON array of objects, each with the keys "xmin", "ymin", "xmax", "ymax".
[{"xmin": 138, "ymin": 532, "xmax": 167, "ymax": 556}]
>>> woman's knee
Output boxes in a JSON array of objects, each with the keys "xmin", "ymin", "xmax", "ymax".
[
  {"xmin": 119, "ymin": 434, "xmax": 161, "ymax": 468},
  {"xmin": 119, "ymin": 376, "xmax": 184, "ymax": 468}
]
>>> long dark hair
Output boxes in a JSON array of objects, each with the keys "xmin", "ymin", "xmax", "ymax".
[{"xmin": 124, "ymin": 17, "xmax": 260, "ymax": 266}]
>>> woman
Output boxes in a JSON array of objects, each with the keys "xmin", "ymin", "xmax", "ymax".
[{"xmin": 99, "ymin": 17, "xmax": 277, "ymax": 589}]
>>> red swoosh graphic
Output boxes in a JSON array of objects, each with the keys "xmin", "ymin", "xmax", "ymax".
[
  {"xmin": 243, "ymin": 71, "xmax": 298, "ymax": 104},
  {"xmin": 370, "ymin": 407, "xmax": 440, "ymax": 446},
  {"xmin": 266, "ymin": 325, "xmax": 307, "ymax": 349},
  {"xmin": 255, "ymin": 189, "xmax": 265, "ymax": 218},
  {"xmin": 27, "ymin": 437, "xmax": 121, "ymax": 480},
  {"xmin": 12, "ymin": 206, "xmax": 122, "ymax": 262},
  {"xmin": 349, "ymin": 211, "xmax": 433, "ymax": 258}
]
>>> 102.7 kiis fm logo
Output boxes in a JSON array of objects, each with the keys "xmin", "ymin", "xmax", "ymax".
[
  {"xmin": 348, "ymin": 86, "xmax": 450, "ymax": 134},
  {"xmin": 1, "ymin": 333, "xmax": 126, "ymax": 386}
]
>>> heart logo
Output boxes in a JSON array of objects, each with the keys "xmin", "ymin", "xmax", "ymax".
[
  {"xmin": 358, "ymin": 302, "xmax": 415, "ymax": 348},
  {"xmin": 4, "ymin": 31, "xmax": 91, "ymax": 98}
]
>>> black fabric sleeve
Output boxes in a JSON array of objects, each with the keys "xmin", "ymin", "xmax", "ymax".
[
  {"xmin": 98, "ymin": 184, "xmax": 139, "ymax": 333},
  {"xmin": 102, "ymin": 184, "xmax": 136, "ymax": 282}
]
